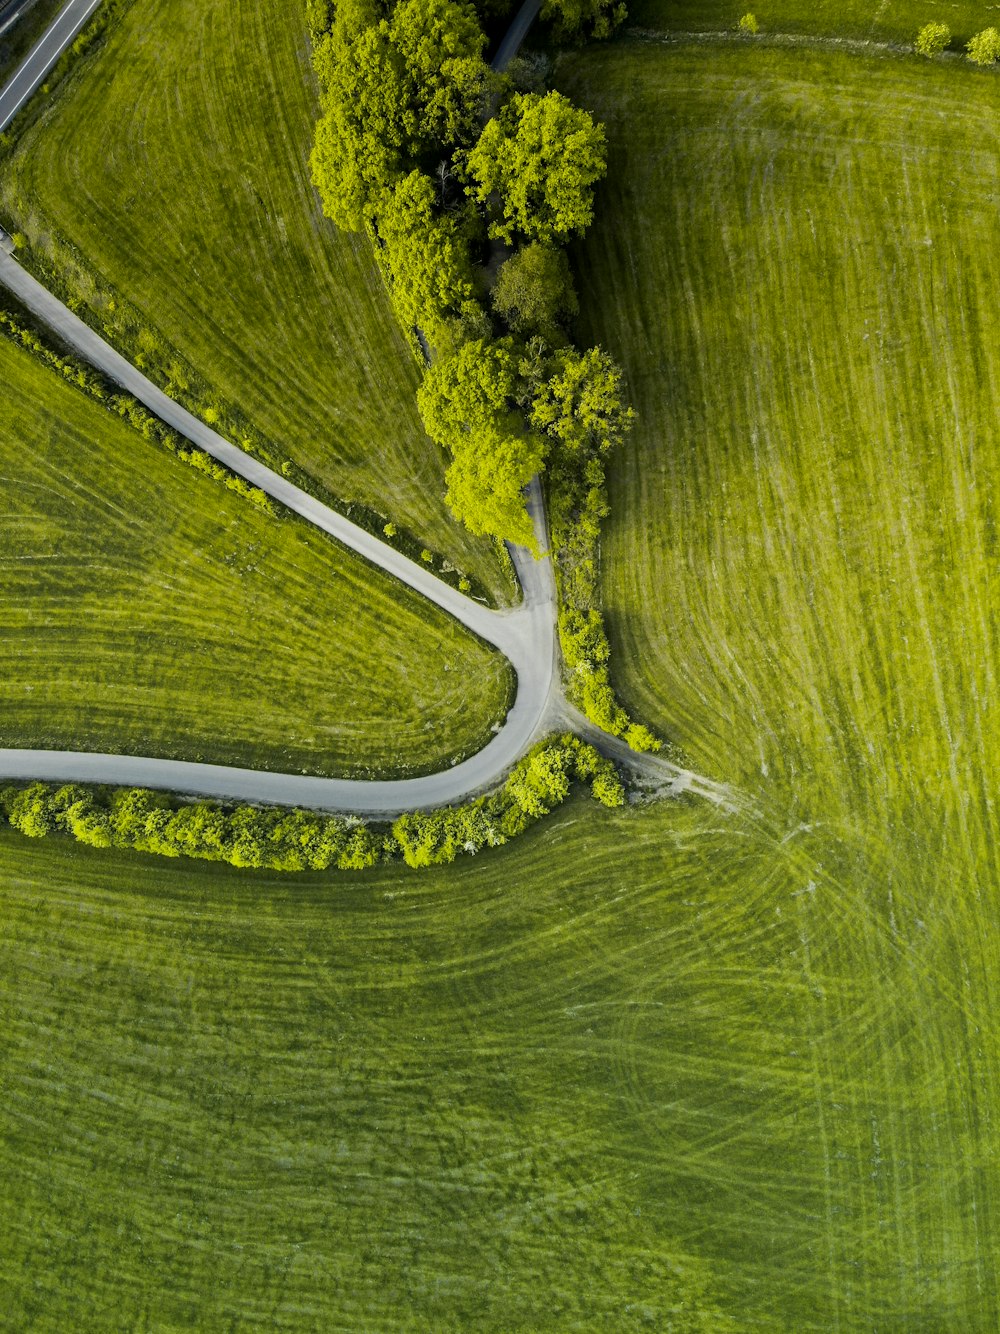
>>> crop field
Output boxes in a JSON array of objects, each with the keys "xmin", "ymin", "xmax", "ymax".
[
  {"xmin": 0, "ymin": 333, "xmax": 511, "ymax": 777},
  {"xmin": 0, "ymin": 0, "xmax": 506, "ymax": 596},
  {"xmin": 549, "ymin": 35, "xmax": 1000, "ymax": 1325},
  {"xmin": 629, "ymin": 0, "xmax": 990, "ymax": 45}
]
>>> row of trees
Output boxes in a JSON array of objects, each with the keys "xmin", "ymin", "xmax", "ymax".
[
  {"xmin": 0, "ymin": 736, "xmax": 624, "ymax": 873},
  {"xmin": 309, "ymin": 0, "xmax": 620, "ymax": 545},
  {"xmin": 0, "ymin": 304, "xmax": 276, "ymax": 515},
  {"xmin": 309, "ymin": 0, "xmax": 658, "ymax": 749}
]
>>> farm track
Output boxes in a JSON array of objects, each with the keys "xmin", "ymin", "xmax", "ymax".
[{"xmin": 0, "ymin": 0, "xmax": 732, "ymax": 813}]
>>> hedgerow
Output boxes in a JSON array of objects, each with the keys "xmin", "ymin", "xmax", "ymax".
[
  {"xmin": 0, "ymin": 736, "xmax": 624, "ymax": 873},
  {"xmin": 0, "ymin": 302, "xmax": 277, "ymax": 515}
]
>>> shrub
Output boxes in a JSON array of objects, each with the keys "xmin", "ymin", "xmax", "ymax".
[
  {"xmin": 915, "ymin": 21, "xmax": 949, "ymax": 56},
  {"xmin": 738, "ymin": 12, "xmax": 759, "ymax": 35},
  {"xmin": 0, "ymin": 738, "xmax": 625, "ymax": 873},
  {"xmin": 967, "ymin": 27, "xmax": 1000, "ymax": 65}
]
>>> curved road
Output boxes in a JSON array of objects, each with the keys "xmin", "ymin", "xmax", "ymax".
[{"xmin": 0, "ymin": 0, "xmax": 732, "ymax": 813}]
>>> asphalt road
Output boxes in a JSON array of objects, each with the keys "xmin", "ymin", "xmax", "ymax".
[
  {"xmin": 0, "ymin": 0, "xmax": 725, "ymax": 814},
  {"xmin": 0, "ymin": 252, "xmax": 562, "ymax": 811},
  {"xmin": 0, "ymin": 0, "xmax": 101, "ymax": 130}
]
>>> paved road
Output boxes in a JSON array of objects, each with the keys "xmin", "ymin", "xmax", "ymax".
[
  {"xmin": 0, "ymin": 252, "xmax": 562, "ymax": 811},
  {"xmin": 492, "ymin": 0, "xmax": 542, "ymax": 72},
  {"xmin": 0, "ymin": 0, "xmax": 101, "ymax": 130},
  {"xmin": 0, "ymin": 0, "xmax": 731, "ymax": 816}
]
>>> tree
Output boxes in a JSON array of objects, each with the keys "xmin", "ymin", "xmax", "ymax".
[
  {"xmin": 967, "ymin": 27, "xmax": 1000, "ymax": 65},
  {"xmin": 540, "ymin": 0, "xmax": 627, "ymax": 42},
  {"xmin": 527, "ymin": 344, "xmax": 635, "ymax": 456},
  {"xmin": 915, "ymin": 21, "xmax": 949, "ymax": 55},
  {"xmin": 461, "ymin": 91, "xmax": 607, "ymax": 244},
  {"xmin": 417, "ymin": 337, "xmax": 547, "ymax": 545},
  {"xmin": 374, "ymin": 170, "xmax": 482, "ymax": 347},
  {"xmin": 311, "ymin": 0, "xmax": 494, "ymax": 233},
  {"xmin": 737, "ymin": 12, "xmax": 759, "ymax": 34},
  {"xmin": 492, "ymin": 242, "xmax": 578, "ymax": 340}
]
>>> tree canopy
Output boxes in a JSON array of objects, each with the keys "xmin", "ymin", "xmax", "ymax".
[
  {"xmin": 528, "ymin": 344, "xmax": 635, "ymax": 456},
  {"xmin": 310, "ymin": 0, "xmax": 494, "ymax": 232},
  {"xmin": 461, "ymin": 91, "xmax": 607, "ymax": 244},
  {"xmin": 417, "ymin": 337, "xmax": 546, "ymax": 545},
  {"xmin": 540, "ymin": 0, "xmax": 627, "ymax": 41},
  {"xmin": 375, "ymin": 170, "xmax": 483, "ymax": 347},
  {"xmin": 492, "ymin": 242, "xmax": 578, "ymax": 340}
]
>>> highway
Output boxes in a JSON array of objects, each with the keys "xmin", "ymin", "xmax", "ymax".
[{"xmin": 0, "ymin": 0, "xmax": 101, "ymax": 131}]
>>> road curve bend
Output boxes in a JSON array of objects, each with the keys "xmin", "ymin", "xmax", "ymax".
[{"xmin": 0, "ymin": 249, "xmax": 562, "ymax": 812}]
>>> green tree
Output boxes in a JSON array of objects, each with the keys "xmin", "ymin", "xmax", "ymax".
[
  {"xmin": 492, "ymin": 242, "xmax": 578, "ymax": 340},
  {"xmin": 418, "ymin": 337, "xmax": 547, "ymax": 544},
  {"xmin": 461, "ymin": 91, "xmax": 607, "ymax": 244},
  {"xmin": 311, "ymin": 0, "xmax": 494, "ymax": 233},
  {"xmin": 540, "ymin": 0, "xmax": 627, "ymax": 41},
  {"xmin": 527, "ymin": 344, "xmax": 635, "ymax": 456},
  {"xmin": 2, "ymin": 782, "xmax": 56, "ymax": 838},
  {"xmin": 967, "ymin": 27, "xmax": 1000, "ymax": 65},
  {"xmin": 374, "ymin": 170, "xmax": 483, "ymax": 348},
  {"xmin": 915, "ymin": 21, "xmax": 949, "ymax": 55},
  {"xmin": 737, "ymin": 12, "xmax": 759, "ymax": 35}
]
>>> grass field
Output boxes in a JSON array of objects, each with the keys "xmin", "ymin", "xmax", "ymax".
[
  {"xmin": 629, "ymin": 0, "xmax": 994, "ymax": 45},
  {"xmin": 0, "ymin": 333, "xmax": 511, "ymax": 776},
  {"xmin": 543, "ymin": 30, "xmax": 1000, "ymax": 1325},
  {"xmin": 0, "ymin": 0, "xmax": 507, "ymax": 596},
  {"xmin": 4, "ymin": 778, "xmax": 1000, "ymax": 1330}
]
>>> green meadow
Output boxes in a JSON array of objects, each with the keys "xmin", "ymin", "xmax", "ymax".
[
  {"xmin": 630, "ymin": 0, "xmax": 992, "ymax": 45},
  {"xmin": 0, "ymin": 333, "xmax": 511, "ymax": 776},
  {"xmin": 3, "ymin": 6, "xmax": 1000, "ymax": 1332},
  {"xmin": 0, "ymin": 0, "xmax": 507, "ymax": 595}
]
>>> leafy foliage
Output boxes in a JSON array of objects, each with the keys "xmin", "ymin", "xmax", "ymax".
[
  {"xmin": 915, "ymin": 21, "xmax": 949, "ymax": 55},
  {"xmin": 738, "ymin": 11, "xmax": 759, "ymax": 34},
  {"xmin": 492, "ymin": 242, "xmax": 578, "ymax": 340},
  {"xmin": 461, "ymin": 91, "xmax": 608, "ymax": 244},
  {"xmin": 311, "ymin": 0, "xmax": 494, "ymax": 232},
  {"xmin": 418, "ymin": 337, "xmax": 547, "ymax": 544},
  {"xmin": 374, "ymin": 169, "xmax": 484, "ymax": 349},
  {"xmin": 967, "ymin": 27, "xmax": 1000, "ymax": 64},
  {"xmin": 527, "ymin": 342, "xmax": 635, "ymax": 455},
  {"xmin": 540, "ymin": 0, "xmax": 627, "ymax": 41}
]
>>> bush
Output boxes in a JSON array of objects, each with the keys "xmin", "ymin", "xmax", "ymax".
[
  {"xmin": 967, "ymin": 28, "xmax": 1000, "ymax": 65},
  {"xmin": 738, "ymin": 12, "xmax": 759, "ymax": 35},
  {"xmin": 915, "ymin": 21, "xmax": 949, "ymax": 56}
]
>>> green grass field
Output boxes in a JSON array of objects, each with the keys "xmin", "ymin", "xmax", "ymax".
[
  {"xmin": 548, "ymin": 34, "xmax": 1000, "ymax": 1324},
  {"xmin": 629, "ymin": 0, "xmax": 992, "ymax": 45},
  {"xmin": 4, "ymin": 780, "xmax": 1000, "ymax": 1329},
  {"xmin": 0, "ymin": 0, "xmax": 507, "ymax": 596},
  {"xmin": 0, "ymin": 333, "xmax": 511, "ymax": 776}
]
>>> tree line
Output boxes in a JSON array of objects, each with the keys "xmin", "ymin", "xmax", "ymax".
[
  {"xmin": 0, "ymin": 735, "xmax": 624, "ymax": 873},
  {"xmin": 308, "ymin": 0, "xmax": 658, "ymax": 748}
]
